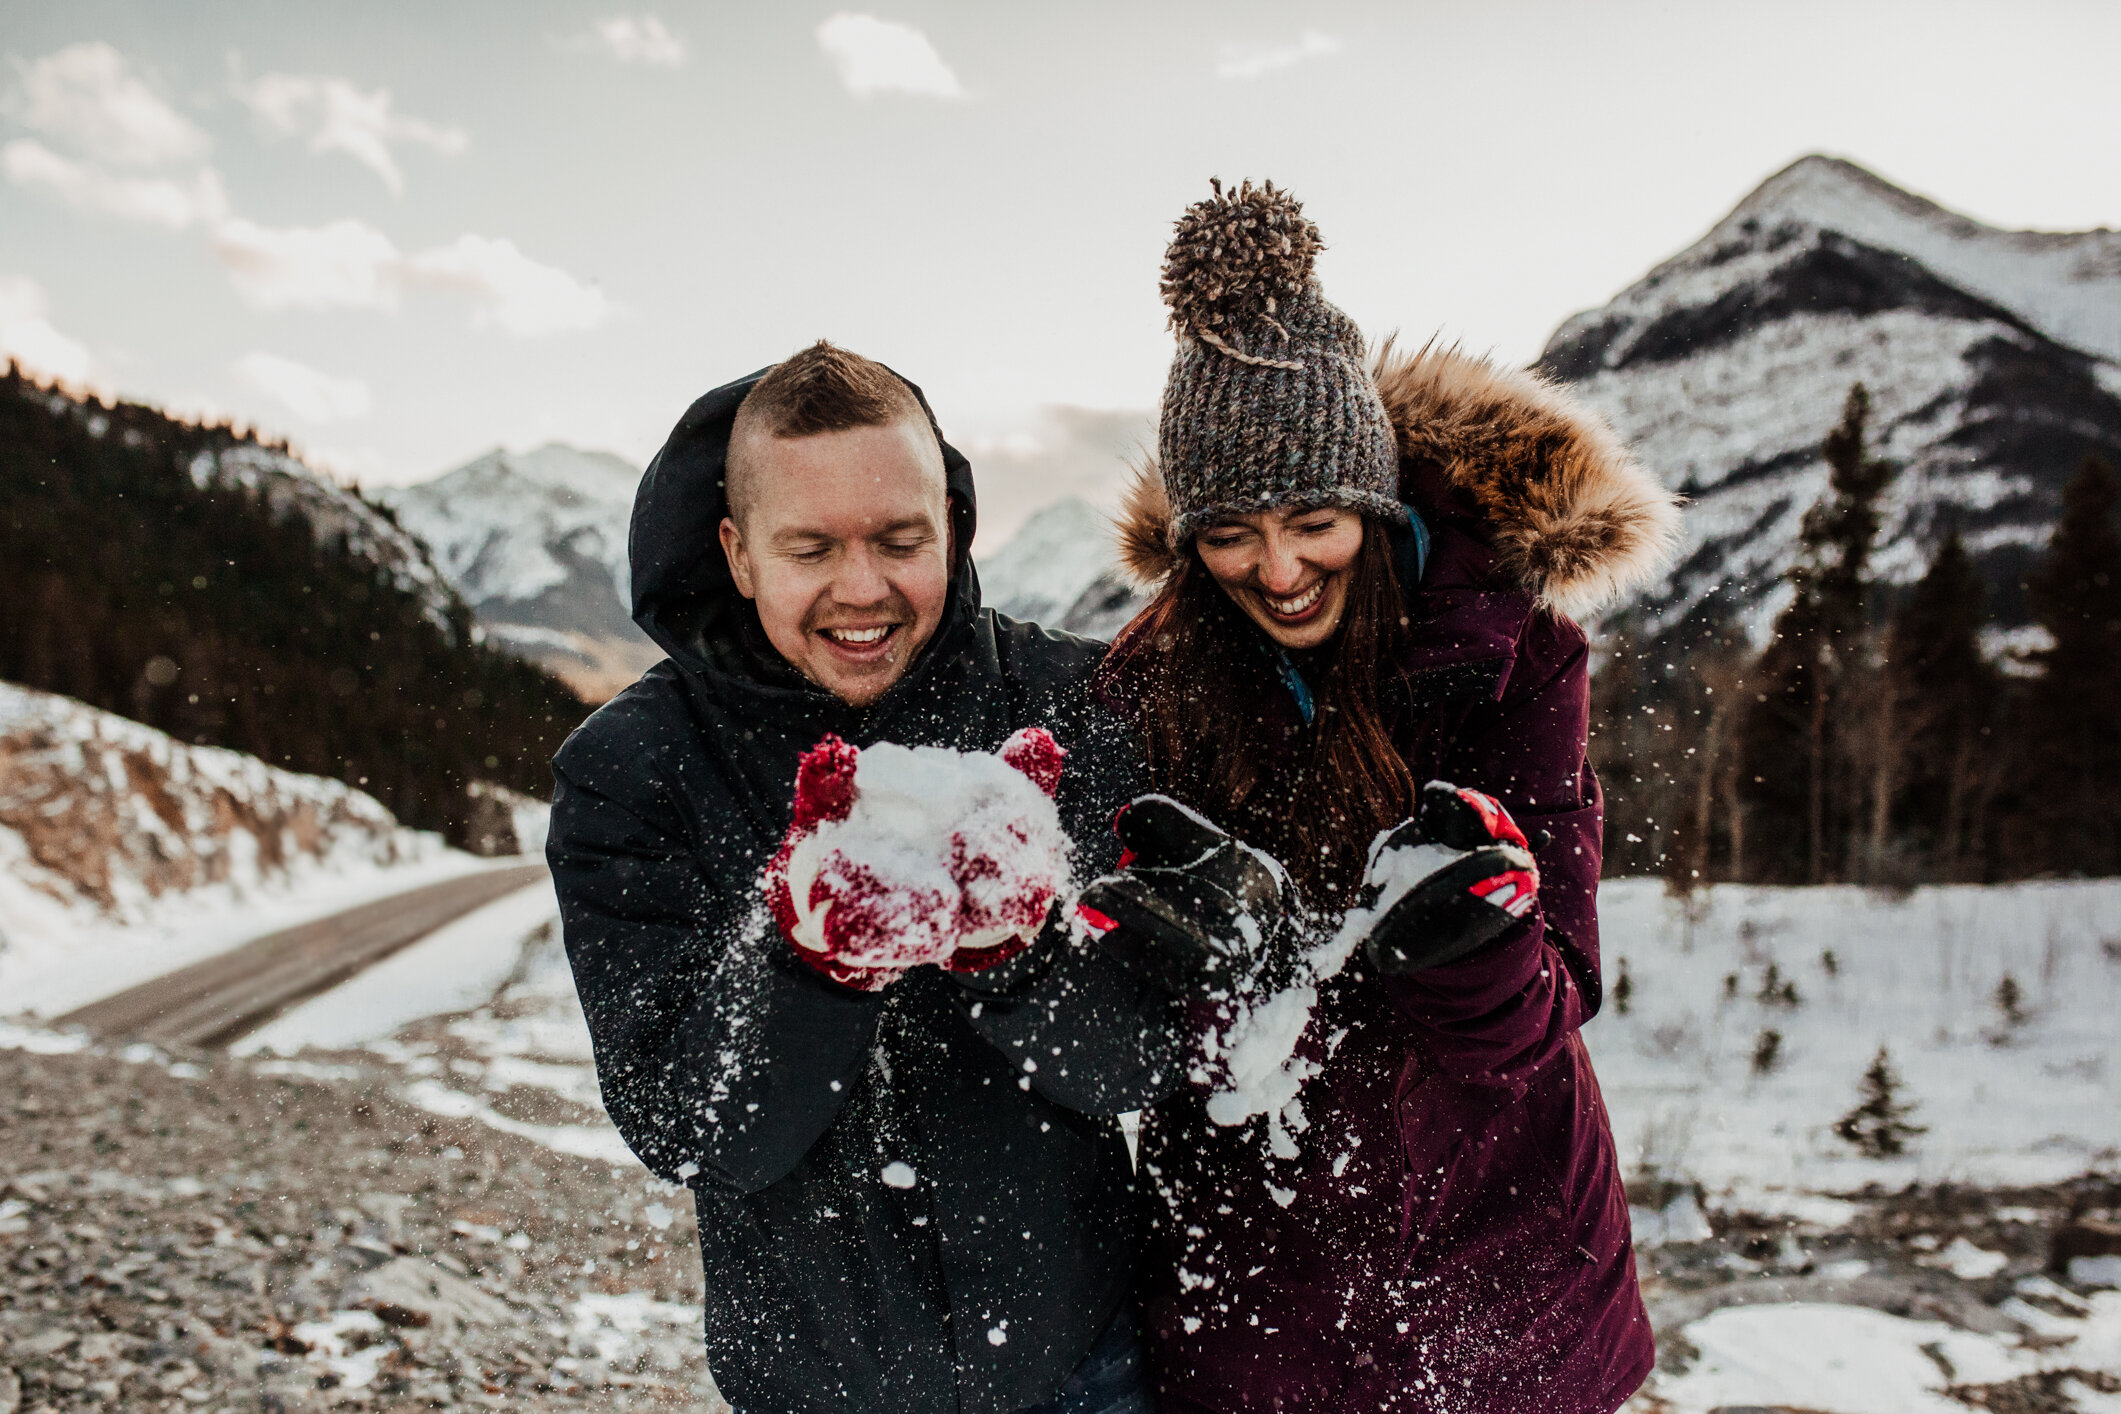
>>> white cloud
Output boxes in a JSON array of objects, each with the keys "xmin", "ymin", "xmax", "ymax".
[
  {"xmin": 579, "ymin": 15, "xmax": 687, "ymax": 68},
  {"xmin": 207, "ymin": 218, "xmax": 611, "ymax": 335},
  {"xmin": 232, "ymin": 71, "xmax": 467, "ymax": 194},
  {"xmin": 401, "ymin": 234, "xmax": 613, "ymax": 336},
  {"xmin": 0, "ymin": 274, "xmax": 94, "ymax": 383},
  {"xmin": 816, "ymin": 14, "xmax": 965, "ymax": 100},
  {"xmin": 1216, "ymin": 29, "xmax": 1343, "ymax": 81},
  {"xmin": 1, "ymin": 138, "xmax": 228, "ymax": 229},
  {"xmin": 233, "ymin": 350, "xmax": 373, "ymax": 422},
  {"xmin": 210, "ymin": 216, "xmax": 401, "ymax": 310},
  {"xmin": 10, "ymin": 42, "xmax": 209, "ymax": 166}
]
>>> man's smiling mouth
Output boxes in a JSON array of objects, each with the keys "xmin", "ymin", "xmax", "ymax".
[{"xmin": 820, "ymin": 624, "xmax": 898, "ymax": 648}]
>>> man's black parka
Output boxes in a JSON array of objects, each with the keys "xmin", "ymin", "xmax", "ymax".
[{"xmin": 546, "ymin": 372, "xmax": 1184, "ymax": 1414}]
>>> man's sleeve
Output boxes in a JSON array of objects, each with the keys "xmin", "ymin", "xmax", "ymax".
[
  {"xmin": 948, "ymin": 928, "xmax": 1191, "ymax": 1115},
  {"xmin": 548, "ymin": 753, "xmax": 882, "ymax": 1193},
  {"xmin": 949, "ymin": 625, "xmax": 1192, "ymax": 1114}
]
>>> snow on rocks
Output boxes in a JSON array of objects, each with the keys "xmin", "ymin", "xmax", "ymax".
[
  {"xmin": 765, "ymin": 729, "xmax": 1073, "ymax": 987},
  {"xmin": 0, "ymin": 682, "xmax": 486, "ymax": 1018},
  {"xmin": 0, "ymin": 681, "xmax": 429, "ymax": 920}
]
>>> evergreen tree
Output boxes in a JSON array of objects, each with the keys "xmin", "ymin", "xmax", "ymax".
[
  {"xmin": 1884, "ymin": 530, "xmax": 2000, "ymax": 880},
  {"xmin": 1739, "ymin": 384, "xmax": 1898, "ymax": 882},
  {"xmin": 1833, "ymin": 1046, "xmax": 1926, "ymax": 1157},
  {"xmin": 2019, "ymin": 457, "xmax": 2121, "ymax": 875},
  {"xmin": 0, "ymin": 363, "xmax": 589, "ymax": 843}
]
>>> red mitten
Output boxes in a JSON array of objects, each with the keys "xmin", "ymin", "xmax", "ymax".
[
  {"xmin": 764, "ymin": 730, "xmax": 1073, "ymax": 988},
  {"xmin": 945, "ymin": 728, "xmax": 1067, "ymax": 974},
  {"xmin": 764, "ymin": 735, "xmax": 906, "ymax": 991}
]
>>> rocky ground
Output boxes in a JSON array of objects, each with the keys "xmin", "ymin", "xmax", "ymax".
[
  {"xmin": 3, "ymin": 1018, "xmax": 2119, "ymax": 1413},
  {"xmin": 0, "ymin": 1037, "xmax": 725, "ymax": 1413}
]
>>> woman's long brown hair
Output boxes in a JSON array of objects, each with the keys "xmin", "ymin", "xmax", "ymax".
[{"xmin": 1104, "ymin": 520, "xmax": 1417, "ymax": 906}]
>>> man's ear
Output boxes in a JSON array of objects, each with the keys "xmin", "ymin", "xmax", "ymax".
[{"xmin": 719, "ymin": 516, "xmax": 757, "ymax": 600}]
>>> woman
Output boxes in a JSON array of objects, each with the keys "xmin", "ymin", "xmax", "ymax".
[{"xmin": 1085, "ymin": 182, "xmax": 1679, "ymax": 1412}]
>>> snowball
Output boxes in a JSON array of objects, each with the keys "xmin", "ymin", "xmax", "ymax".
[
  {"xmin": 879, "ymin": 1161, "xmax": 917, "ymax": 1189},
  {"xmin": 781, "ymin": 740, "xmax": 1072, "ymax": 969}
]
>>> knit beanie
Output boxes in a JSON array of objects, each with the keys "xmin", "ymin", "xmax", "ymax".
[{"xmin": 1157, "ymin": 180, "xmax": 1400, "ymax": 549}]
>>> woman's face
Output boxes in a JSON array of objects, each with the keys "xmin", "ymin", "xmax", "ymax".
[{"xmin": 1195, "ymin": 505, "xmax": 1366, "ymax": 651}]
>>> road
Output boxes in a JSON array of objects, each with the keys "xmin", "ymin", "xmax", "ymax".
[{"xmin": 54, "ymin": 862, "xmax": 550, "ymax": 1050}]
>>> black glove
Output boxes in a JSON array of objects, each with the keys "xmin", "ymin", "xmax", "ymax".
[
  {"xmin": 1354, "ymin": 782, "xmax": 1544, "ymax": 976},
  {"xmin": 1075, "ymin": 795, "xmax": 1298, "ymax": 998}
]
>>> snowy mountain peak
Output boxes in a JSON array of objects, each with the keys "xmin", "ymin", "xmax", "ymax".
[
  {"xmin": 382, "ymin": 443, "xmax": 657, "ymax": 700},
  {"xmin": 1551, "ymin": 154, "xmax": 2121, "ymax": 379},
  {"xmin": 1542, "ymin": 154, "xmax": 2121, "ymax": 641},
  {"xmin": 427, "ymin": 443, "xmax": 643, "ymax": 509}
]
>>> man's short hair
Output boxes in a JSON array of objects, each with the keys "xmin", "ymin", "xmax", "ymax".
[{"xmin": 727, "ymin": 341, "xmax": 936, "ymax": 523}]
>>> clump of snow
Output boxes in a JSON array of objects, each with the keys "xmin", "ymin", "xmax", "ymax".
[
  {"xmin": 2073, "ymin": 1255, "xmax": 2121, "ymax": 1289},
  {"xmin": 1917, "ymin": 1236, "xmax": 2010, "ymax": 1281},
  {"xmin": 569, "ymin": 1292, "xmax": 700, "ymax": 1367},
  {"xmin": 1198, "ymin": 837, "xmax": 1447, "ymax": 1140},
  {"xmin": 778, "ymin": 737, "xmax": 1071, "ymax": 969},
  {"xmin": 879, "ymin": 1161, "xmax": 917, "ymax": 1189}
]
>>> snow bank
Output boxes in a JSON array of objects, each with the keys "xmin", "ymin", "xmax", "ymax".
[
  {"xmin": 234, "ymin": 877, "xmax": 560, "ymax": 1055},
  {"xmin": 1588, "ymin": 877, "xmax": 2121, "ymax": 1208},
  {"xmin": 0, "ymin": 681, "xmax": 482, "ymax": 1016},
  {"xmin": 1652, "ymin": 1291, "xmax": 2121, "ymax": 1414}
]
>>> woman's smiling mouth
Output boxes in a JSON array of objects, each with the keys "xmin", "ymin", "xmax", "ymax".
[{"xmin": 1259, "ymin": 580, "xmax": 1326, "ymax": 622}]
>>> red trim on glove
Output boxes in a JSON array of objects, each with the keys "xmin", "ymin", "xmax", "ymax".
[{"xmin": 1455, "ymin": 786, "xmax": 1531, "ymax": 852}]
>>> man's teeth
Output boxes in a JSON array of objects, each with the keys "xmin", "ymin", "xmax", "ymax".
[
  {"xmin": 826, "ymin": 626, "xmax": 892, "ymax": 645},
  {"xmin": 1265, "ymin": 583, "xmax": 1324, "ymax": 616}
]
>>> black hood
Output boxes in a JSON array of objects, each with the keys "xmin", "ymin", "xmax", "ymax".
[{"xmin": 628, "ymin": 367, "xmax": 981, "ymax": 677}]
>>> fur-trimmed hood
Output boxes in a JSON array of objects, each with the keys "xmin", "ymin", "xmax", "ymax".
[{"xmin": 1116, "ymin": 342, "xmax": 1680, "ymax": 618}]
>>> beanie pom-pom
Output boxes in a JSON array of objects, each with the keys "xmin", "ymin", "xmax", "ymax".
[{"xmin": 1160, "ymin": 179, "xmax": 1322, "ymax": 337}]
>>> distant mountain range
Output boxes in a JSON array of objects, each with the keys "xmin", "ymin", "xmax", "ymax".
[
  {"xmin": 382, "ymin": 445, "xmax": 659, "ymax": 701},
  {"xmin": 979, "ymin": 155, "xmax": 2121, "ymax": 647}
]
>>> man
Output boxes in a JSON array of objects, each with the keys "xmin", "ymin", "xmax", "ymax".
[{"xmin": 547, "ymin": 342, "xmax": 1181, "ymax": 1413}]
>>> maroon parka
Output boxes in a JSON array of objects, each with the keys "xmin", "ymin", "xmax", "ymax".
[{"xmin": 1109, "ymin": 345, "xmax": 1681, "ymax": 1413}]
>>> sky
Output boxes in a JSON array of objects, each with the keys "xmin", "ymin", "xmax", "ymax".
[{"xmin": 4, "ymin": 0, "xmax": 2119, "ymax": 549}]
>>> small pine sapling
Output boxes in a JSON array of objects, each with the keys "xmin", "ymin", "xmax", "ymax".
[
  {"xmin": 1723, "ymin": 972, "xmax": 1740, "ymax": 1000},
  {"xmin": 1758, "ymin": 962, "xmax": 1800, "ymax": 1008},
  {"xmin": 1751, "ymin": 1028, "xmax": 1783, "ymax": 1075},
  {"xmin": 1834, "ymin": 1046, "xmax": 1927, "ymax": 1157},
  {"xmin": 1821, "ymin": 949, "xmax": 1839, "ymax": 977},
  {"xmin": 1613, "ymin": 958, "xmax": 1634, "ymax": 1016},
  {"xmin": 1994, "ymin": 974, "xmax": 2024, "ymax": 1027}
]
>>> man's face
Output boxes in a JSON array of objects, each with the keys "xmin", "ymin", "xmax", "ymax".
[{"xmin": 719, "ymin": 416, "xmax": 953, "ymax": 707}]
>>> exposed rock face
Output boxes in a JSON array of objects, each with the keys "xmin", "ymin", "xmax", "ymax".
[
  {"xmin": 1540, "ymin": 155, "xmax": 2121, "ymax": 640},
  {"xmin": 0, "ymin": 682, "xmax": 428, "ymax": 919}
]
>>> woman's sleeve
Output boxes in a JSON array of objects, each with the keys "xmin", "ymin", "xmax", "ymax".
[
  {"xmin": 547, "ymin": 753, "xmax": 883, "ymax": 1195},
  {"xmin": 1380, "ymin": 614, "xmax": 1605, "ymax": 1092}
]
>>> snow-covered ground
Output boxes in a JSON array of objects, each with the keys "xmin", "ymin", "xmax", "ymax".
[
  {"xmin": 1589, "ymin": 878, "xmax": 2121, "ymax": 1205},
  {"xmin": 0, "ymin": 681, "xmax": 494, "ymax": 1017},
  {"xmin": 12, "ymin": 849, "xmax": 2118, "ymax": 1407}
]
